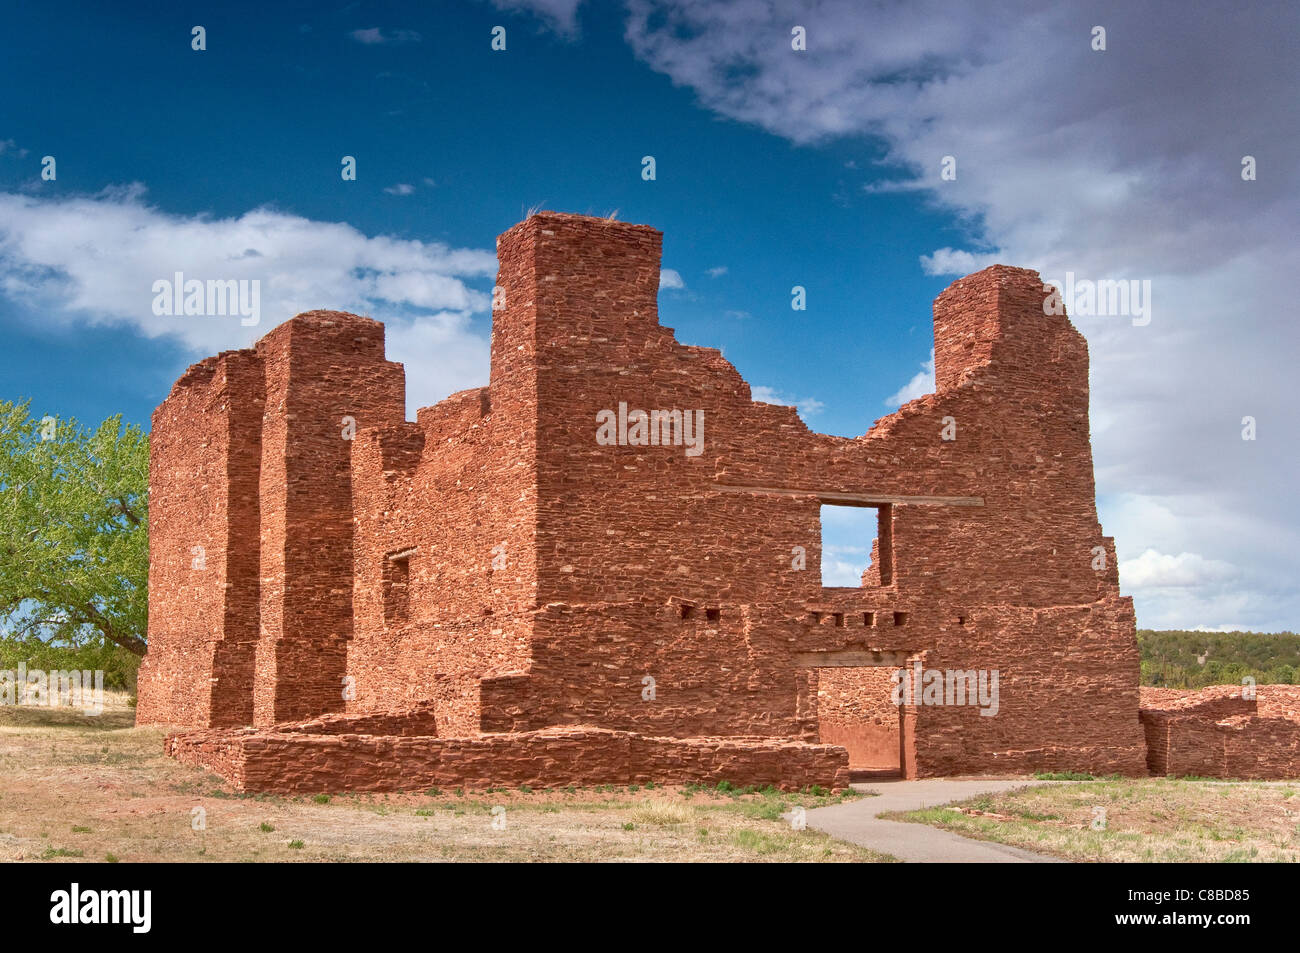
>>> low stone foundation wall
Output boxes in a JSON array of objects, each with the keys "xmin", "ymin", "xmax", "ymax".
[
  {"xmin": 1140, "ymin": 685, "xmax": 1300, "ymax": 779},
  {"xmin": 166, "ymin": 724, "xmax": 850, "ymax": 793}
]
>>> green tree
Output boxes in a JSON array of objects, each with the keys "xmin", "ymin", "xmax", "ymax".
[
  {"xmin": 0, "ymin": 400, "xmax": 148, "ymax": 665},
  {"xmin": 1137, "ymin": 629, "xmax": 1300, "ymax": 689}
]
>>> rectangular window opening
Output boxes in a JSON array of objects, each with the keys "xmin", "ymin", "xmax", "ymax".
[{"xmin": 820, "ymin": 503, "xmax": 893, "ymax": 587}]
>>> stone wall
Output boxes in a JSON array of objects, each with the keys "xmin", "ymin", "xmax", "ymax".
[
  {"xmin": 139, "ymin": 210, "xmax": 1171, "ymax": 790},
  {"xmin": 136, "ymin": 349, "xmax": 263, "ymax": 727},
  {"xmin": 1140, "ymin": 685, "xmax": 1300, "ymax": 779},
  {"xmin": 137, "ymin": 312, "xmax": 405, "ymax": 727},
  {"xmin": 453, "ymin": 214, "xmax": 1146, "ymax": 777},
  {"xmin": 165, "ymin": 726, "xmax": 849, "ymax": 794}
]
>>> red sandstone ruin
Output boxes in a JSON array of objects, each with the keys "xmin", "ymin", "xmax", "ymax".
[{"xmin": 136, "ymin": 212, "xmax": 1296, "ymax": 792}]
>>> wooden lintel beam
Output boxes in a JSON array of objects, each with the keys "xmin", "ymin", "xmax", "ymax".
[
  {"xmin": 794, "ymin": 649, "xmax": 914, "ymax": 668},
  {"xmin": 713, "ymin": 484, "xmax": 984, "ymax": 507}
]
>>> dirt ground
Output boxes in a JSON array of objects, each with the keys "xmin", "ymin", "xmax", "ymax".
[
  {"xmin": 891, "ymin": 775, "xmax": 1300, "ymax": 862},
  {"xmin": 0, "ymin": 698, "xmax": 891, "ymax": 863}
]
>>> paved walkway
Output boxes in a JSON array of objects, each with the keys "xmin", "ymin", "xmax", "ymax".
[{"xmin": 805, "ymin": 778, "xmax": 1068, "ymax": 862}]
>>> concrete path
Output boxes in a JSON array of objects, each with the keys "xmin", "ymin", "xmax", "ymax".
[{"xmin": 805, "ymin": 778, "xmax": 1067, "ymax": 863}]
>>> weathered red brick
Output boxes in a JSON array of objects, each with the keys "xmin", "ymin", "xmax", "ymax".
[{"xmin": 144, "ymin": 210, "xmax": 1293, "ymax": 792}]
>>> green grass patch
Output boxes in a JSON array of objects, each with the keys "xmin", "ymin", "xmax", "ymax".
[{"xmin": 41, "ymin": 847, "xmax": 84, "ymax": 859}]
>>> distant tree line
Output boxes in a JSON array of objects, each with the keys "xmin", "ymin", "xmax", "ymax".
[{"xmin": 1139, "ymin": 629, "xmax": 1300, "ymax": 689}]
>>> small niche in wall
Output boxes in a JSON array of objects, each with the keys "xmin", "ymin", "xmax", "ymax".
[
  {"xmin": 705, "ymin": 608, "xmax": 721, "ymax": 622},
  {"xmin": 893, "ymin": 611, "xmax": 909, "ymax": 627},
  {"xmin": 384, "ymin": 548, "xmax": 415, "ymax": 626}
]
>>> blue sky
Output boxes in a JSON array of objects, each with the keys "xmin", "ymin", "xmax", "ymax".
[
  {"xmin": 1, "ymin": 1, "xmax": 1296, "ymax": 631},
  {"xmin": 0, "ymin": 0, "xmax": 955, "ymax": 433}
]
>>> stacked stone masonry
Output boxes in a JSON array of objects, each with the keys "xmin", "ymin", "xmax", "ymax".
[
  {"xmin": 1140, "ymin": 686, "xmax": 1300, "ymax": 779},
  {"xmin": 137, "ymin": 212, "xmax": 1300, "ymax": 792}
]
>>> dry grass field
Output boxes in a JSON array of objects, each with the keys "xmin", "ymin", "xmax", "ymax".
[
  {"xmin": 891, "ymin": 776, "xmax": 1300, "ymax": 862},
  {"xmin": 0, "ymin": 698, "xmax": 891, "ymax": 863}
]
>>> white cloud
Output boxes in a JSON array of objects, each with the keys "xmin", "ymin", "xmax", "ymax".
[
  {"xmin": 613, "ymin": 0, "xmax": 1300, "ymax": 630},
  {"xmin": 706, "ymin": 266, "xmax": 727, "ymax": 278},
  {"xmin": 751, "ymin": 385, "xmax": 824, "ymax": 421},
  {"xmin": 0, "ymin": 185, "xmax": 496, "ymax": 419},
  {"xmin": 491, "ymin": 0, "xmax": 585, "ymax": 36},
  {"xmin": 919, "ymin": 248, "xmax": 999, "ymax": 277},
  {"xmin": 1119, "ymin": 549, "xmax": 1237, "ymax": 590},
  {"xmin": 384, "ymin": 183, "xmax": 416, "ymax": 196},
  {"xmin": 861, "ymin": 178, "xmax": 927, "ymax": 195},
  {"xmin": 384, "ymin": 312, "xmax": 491, "ymax": 415},
  {"xmin": 822, "ymin": 556, "xmax": 868, "ymax": 588},
  {"xmin": 1100, "ymin": 492, "xmax": 1295, "ymax": 631},
  {"xmin": 658, "ymin": 268, "xmax": 685, "ymax": 290},
  {"xmin": 349, "ymin": 28, "xmax": 422, "ymax": 45},
  {"xmin": 883, "ymin": 350, "xmax": 935, "ymax": 407}
]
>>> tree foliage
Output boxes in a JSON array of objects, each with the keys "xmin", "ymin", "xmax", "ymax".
[
  {"xmin": 1138, "ymin": 629, "xmax": 1300, "ymax": 688},
  {"xmin": 0, "ymin": 400, "xmax": 148, "ymax": 668}
]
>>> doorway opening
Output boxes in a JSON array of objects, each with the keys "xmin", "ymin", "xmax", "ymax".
[{"xmin": 816, "ymin": 666, "xmax": 903, "ymax": 779}]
